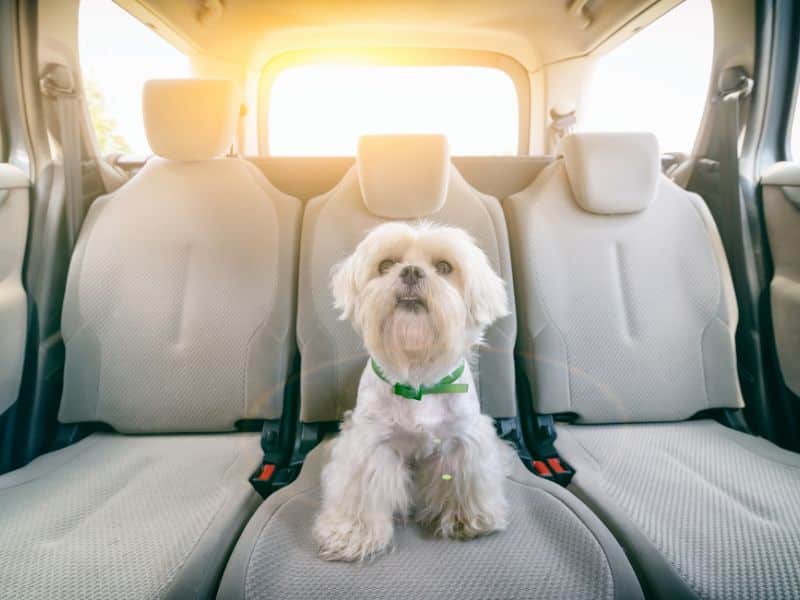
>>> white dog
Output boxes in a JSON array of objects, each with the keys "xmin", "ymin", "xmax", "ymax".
[{"xmin": 313, "ymin": 221, "xmax": 515, "ymax": 562}]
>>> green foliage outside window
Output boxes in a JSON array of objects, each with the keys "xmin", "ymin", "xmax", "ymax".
[{"xmin": 85, "ymin": 78, "xmax": 131, "ymax": 155}]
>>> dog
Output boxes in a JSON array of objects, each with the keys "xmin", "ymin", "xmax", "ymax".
[{"xmin": 313, "ymin": 221, "xmax": 515, "ymax": 562}]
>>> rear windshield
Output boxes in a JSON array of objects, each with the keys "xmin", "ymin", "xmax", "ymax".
[{"xmin": 267, "ymin": 65, "xmax": 519, "ymax": 156}]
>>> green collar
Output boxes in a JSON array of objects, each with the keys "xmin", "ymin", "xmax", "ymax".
[{"xmin": 371, "ymin": 359, "xmax": 469, "ymax": 401}]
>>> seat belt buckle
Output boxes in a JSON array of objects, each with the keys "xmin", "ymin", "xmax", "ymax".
[
  {"xmin": 528, "ymin": 415, "xmax": 575, "ymax": 486},
  {"xmin": 529, "ymin": 456, "xmax": 575, "ymax": 486},
  {"xmin": 249, "ymin": 463, "xmax": 277, "ymax": 497},
  {"xmin": 249, "ymin": 462, "xmax": 300, "ymax": 498}
]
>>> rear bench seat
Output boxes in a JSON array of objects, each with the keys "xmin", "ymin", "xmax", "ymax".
[
  {"xmin": 505, "ymin": 132, "xmax": 800, "ymax": 599},
  {"xmin": 217, "ymin": 134, "xmax": 642, "ymax": 600},
  {"xmin": 0, "ymin": 79, "xmax": 301, "ymax": 598}
]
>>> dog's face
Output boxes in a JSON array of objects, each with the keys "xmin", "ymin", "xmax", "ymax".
[{"xmin": 331, "ymin": 222, "xmax": 508, "ymax": 383}]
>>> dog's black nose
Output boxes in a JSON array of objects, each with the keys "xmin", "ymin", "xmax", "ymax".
[{"xmin": 400, "ymin": 265, "xmax": 425, "ymax": 285}]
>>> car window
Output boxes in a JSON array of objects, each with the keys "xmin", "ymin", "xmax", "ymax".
[
  {"xmin": 79, "ymin": 0, "xmax": 191, "ymax": 155},
  {"xmin": 577, "ymin": 0, "xmax": 714, "ymax": 153},
  {"xmin": 790, "ymin": 83, "xmax": 800, "ymax": 159},
  {"xmin": 267, "ymin": 65, "xmax": 519, "ymax": 156},
  {"xmin": 0, "ymin": 101, "xmax": 5, "ymax": 162}
]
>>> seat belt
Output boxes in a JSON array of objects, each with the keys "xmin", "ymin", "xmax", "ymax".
[
  {"xmin": 713, "ymin": 66, "xmax": 754, "ymax": 302},
  {"xmin": 549, "ymin": 108, "xmax": 576, "ymax": 150},
  {"xmin": 712, "ymin": 67, "xmax": 762, "ymax": 375},
  {"xmin": 40, "ymin": 63, "xmax": 84, "ymax": 250}
]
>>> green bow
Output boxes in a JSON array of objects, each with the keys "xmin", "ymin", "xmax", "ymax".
[{"xmin": 371, "ymin": 359, "xmax": 469, "ymax": 401}]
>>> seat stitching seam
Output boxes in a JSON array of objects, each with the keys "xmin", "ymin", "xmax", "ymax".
[
  {"xmin": 64, "ymin": 196, "xmax": 110, "ymax": 423},
  {"xmin": 713, "ymin": 428, "xmax": 800, "ymax": 469},
  {"xmin": 505, "ymin": 475, "xmax": 616, "ymax": 598},
  {"xmin": 154, "ymin": 445, "xmax": 245, "ymax": 598},
  {"xmin": 570, "ymin": 480, "xmax": 697, "ymax": 600},
  {"xmin": 473, "ymin": 188, "xmax": 511, "ymax": 414},
  {"xmin": 529, "ymin": 241, "xmax": 573, "ymax": 412},
  {"xmin": 699, "ymin": 318, "xmax": 713, "ymax": 411},
  {"xmin": 524, "ymin": 162, "xmax": 573, "ymax": 411},
  {"xmin": 562, "ymin": 441, "xmax": 700, "ymax": 596},
  {"xmin": 243, "ymin": 483, "xmax": 323, "ymax": 588},
  {"xmin": 305, "ymin": 172, "xmax": 356, "ymax": 421},
  {"xmin": 564, "ymin": 428, "xmax": 605, "ymax": 470},
  {"xmin": 569, "ymin": 426, "xmax": 800, "ymax": 599},
  {"xmin": 0, "ymin": 435, "xmax": 103, "ymax": 495},
  {"xmin": 239, "ymin": 160, "xmax": 282, "ymax": 420},
  {"xmin": 686, "ymin": 194, "xmax": 724, "ymax": 411}
]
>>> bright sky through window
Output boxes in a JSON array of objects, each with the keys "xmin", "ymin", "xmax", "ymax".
[
  {"xmin": 268, "ymin": 65, "xmax": 519, "ymax": 156},
  {"xmin": 578, "ymin": 0, "xmax": 714, "ymax": 152},
  {"xmin": 79, "ymin": 0, "xmax": 191, "ymax": 155},
  {"xmin": 791, "ymin": 87, "xmax": 800, "ymax": 159}
]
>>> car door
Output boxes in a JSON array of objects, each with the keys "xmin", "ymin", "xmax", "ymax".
[
  {"xmin": 761, "ymin": 165, "xmax": 800, "ymax": 402},
  {"xmin": 0, "ymin": 165, "xmax": 29, "ymax": 420}
]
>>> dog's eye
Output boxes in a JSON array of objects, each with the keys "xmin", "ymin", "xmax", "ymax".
[
  {"xmin": 435, "ymin": 260, "xmax": 453, "ymax": 275},
  {"xmin": 378, "ymin": 259, "xmax": 396, "ymax": 275}
]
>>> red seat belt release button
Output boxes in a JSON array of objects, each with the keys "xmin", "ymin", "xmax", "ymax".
[
  {"xmin": 546, "ymin": 457, "xmax": 567, "ymax": 475},
  {"xmin": 256, "ymin": 464, "xmax": 276, "ymax": 481},
  {"xmin": 532, "ymin": 460, "xmax": 552, "ymax": 477}
]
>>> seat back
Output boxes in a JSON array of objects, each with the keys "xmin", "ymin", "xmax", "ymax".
[
  {"xmin": 505, "ymin": 132, "xmax": 743, "ymax": 423},
  {"xmin": 58, "ymin": 79, "xmax": 301, "ymax": 433},
  {"xmin": 297, "ymin": 134, "xmax": 517, "ymax": 423}
]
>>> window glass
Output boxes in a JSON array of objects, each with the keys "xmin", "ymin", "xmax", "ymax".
[
  {"xmin": 268, "ymin": 65, "xmax": 519, "ymax": 156},
  {"xmin": 79, "ymin": 0, "xmax": 191, "ymax": 155},
  {"xmin": 578, "ymin": 0, "xmax": 714, "ymax": 152},
  {"xmin": 790, "ymin": 88, "xmax": 800, "ymax": 159},
  {"xmin": 0, "ymin": 103, "xmax": 5, "ymax": 162}
]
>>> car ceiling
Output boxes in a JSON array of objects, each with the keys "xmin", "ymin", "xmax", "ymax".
[{"xmin": 116, "ymin": 0, "xmax": 677, "ymax": 71}]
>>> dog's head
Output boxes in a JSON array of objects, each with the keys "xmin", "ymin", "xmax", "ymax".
[{"xmin": 331, "ymin": 222, "xmax": 509, "ymax": 384}]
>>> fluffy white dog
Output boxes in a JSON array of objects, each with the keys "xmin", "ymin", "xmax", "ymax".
[{"xmin": 313, "ymin": 221, "xmax": 515, "ymax": 562}]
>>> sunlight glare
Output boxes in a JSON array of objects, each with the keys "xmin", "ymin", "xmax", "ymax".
[
  {"xmin": 268, "ymin": 65, "xmax": 519, "ymax": 156},
  {"xmin": 578, "ymin": 0, "xmax": 714, "ymax": 152}
]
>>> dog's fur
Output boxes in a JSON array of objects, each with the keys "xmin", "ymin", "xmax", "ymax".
[{"xmin": 313, "ymin": 221, "xmax": 515, "ymax": 561}]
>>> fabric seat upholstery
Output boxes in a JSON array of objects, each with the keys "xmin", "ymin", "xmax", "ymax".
[
  {"xmin": 504, "ymin": 132, "xmax": 800, "ymax": 600},
  {"xmin": 556, "ymin": 421, "xmax": 800, "ymax": 600},
  {"xmin": 218, "ymin": 134, "xmax": 643, "ymax": 600},
  {"xmin": 218, "ymin": 439, "xmax": 642, "ymax": 600},
  {"xmin": 0, "ymin": 434, "xmax": 262, "ymax": 599},
  {"xmin": 0, "ymin": 79, "xmax": 301, "ymax": 599}
]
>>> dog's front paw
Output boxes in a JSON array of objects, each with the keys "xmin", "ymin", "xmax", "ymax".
[
  {"xmin": 313, "ymin": 512, "xmax": 394, "ymax": 561},
  {"xmin": 434, "ymin": 506, "xmax": 508, "ymax": 540}
]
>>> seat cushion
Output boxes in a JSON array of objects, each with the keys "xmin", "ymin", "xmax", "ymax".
[
  {"xmin": 217, "ymin": 439, "xmax": 642, "ymax": 600},
  {"xmin": 0, "ymin": 432, "xmax": 263, "ymax": 599},
  {"xmin": 555, "ymin": 420, "xmax": 800, "ymax": 600}
]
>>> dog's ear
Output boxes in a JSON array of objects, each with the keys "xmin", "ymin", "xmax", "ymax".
[
  {"xmin": 464, "ymin": 247, "xmax": 510, "ymax": 331},
  {"xmin": 331, "ymin": 253, "xmax": 359, "ymax": 321}
]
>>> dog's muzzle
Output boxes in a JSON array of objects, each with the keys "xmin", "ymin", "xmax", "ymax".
[{"xmin": 396, "ymin": 265, "xmax": 428, "ymax": 312}]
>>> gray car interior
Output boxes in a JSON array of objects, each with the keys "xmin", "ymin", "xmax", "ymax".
[
  {"xmin": 216, "ymin": 134, "xmax": 642, "ymax": 600},
  {"xmin": 1, "ymin": 75, "xmax": 799, "ymax": 597},
  {"xmin": 505, "ymin": 131, "xmax": 800, "ymax": 599},
  {"xmin": 0, "ymin": 79, "xmax": 301, "ymax": 599},
  {"xmin": 2, "ymin": 0, "xmax": 800, "ymax": 598}
]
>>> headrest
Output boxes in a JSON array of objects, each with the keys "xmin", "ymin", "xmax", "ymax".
[
  {"xmin": 356, "ymin": 134, "xmax": 450, "ymax": 218},
  {"xmin": 143, "ymin": 79, "xmax": 239, "ymax": 161},
  {"xmin": 558, "ymin": 132, "xmax": 660, "ymax": 214}
]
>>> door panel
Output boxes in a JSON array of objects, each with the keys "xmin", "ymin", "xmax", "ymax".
[
  {"xmin": 761, "ymin": 162, "xmax": 800, "ymax": 396},
  {"xmin": 0, "ymin": 164, "xmax": 30, "ymax": 415}
]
